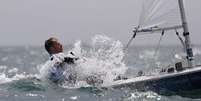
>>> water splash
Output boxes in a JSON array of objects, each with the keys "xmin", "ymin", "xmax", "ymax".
[{"xmin": 72, "ymin": 35, "xmax": 127, "ymax": 86}]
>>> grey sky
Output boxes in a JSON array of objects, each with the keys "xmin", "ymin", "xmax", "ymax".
[{"xmin": 0, "ymin": 0, "xmax": 200, "ymax": 46}]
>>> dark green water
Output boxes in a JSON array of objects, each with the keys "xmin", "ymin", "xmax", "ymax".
[{"xmin": 0, "ymin": 44, "xmax": 201, "ymax": 101}]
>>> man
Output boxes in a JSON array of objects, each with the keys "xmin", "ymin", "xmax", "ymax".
[
  {"xmin": 44, "ymin": 37, "xmax": 77, "ymax": 83},
  {"xmin": 44, "ymin": 37, "xmax": 125, "ymax": 86}
]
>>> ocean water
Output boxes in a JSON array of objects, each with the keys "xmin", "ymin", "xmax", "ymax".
[{"xmin": 0, "ymin": 35, "xmax": 201, "ymax": 101}]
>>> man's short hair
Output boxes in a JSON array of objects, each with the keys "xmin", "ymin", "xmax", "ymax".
[{"xmin": 45, "ymin": 37, "xmax": 56, "ymax": 54}]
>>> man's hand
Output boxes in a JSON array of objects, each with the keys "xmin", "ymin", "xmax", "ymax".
[
  {"xmin": 51, "ymin": 53, "xmax": 66, "ymax": 64},
  {"xmin": 64, "ymin": 57, "xmax": 76, "ymax": 64},
  {"xmin": 64, "ymin": 51, "xmax": 79, "ymax": 64},
  {"xmin": 51, "ymin": 52, "xmax": 79, "ymax": 64}
]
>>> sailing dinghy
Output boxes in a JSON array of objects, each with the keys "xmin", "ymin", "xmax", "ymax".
[{"xmin": 102, "ymin": 0, "xmax": 201, "ymax": 97}]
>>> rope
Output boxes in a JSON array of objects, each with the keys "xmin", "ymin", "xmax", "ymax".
[
  {"xmin": 123, "ymin": 27, "xmax": 138, "ymax": 51},
  {"xmin": 175, "ymin": 29, "xmax": 186, "ymax": 52},
  {"xmin": 122, "ymin": 28, "xmax": 138, "ymax": 62},
  {"xmin": 124, "ymin": 32, "xmax": 137, "ymax": 51},
  {"xmin": 153, "ymin": 30, "xmax": 165, "ymax": 58}
]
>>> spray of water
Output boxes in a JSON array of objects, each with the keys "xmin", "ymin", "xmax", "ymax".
[{"xmin": 68, "ymin": 35, "xmax": 128, "ymax": 87}]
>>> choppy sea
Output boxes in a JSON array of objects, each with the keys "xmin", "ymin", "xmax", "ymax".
[{"xmin": 0, "ymin": 35, "xmax": 201, "ymax": 101}]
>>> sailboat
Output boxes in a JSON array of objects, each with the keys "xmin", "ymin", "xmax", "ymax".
[{"xmin": 103, "ymin": 0, "xmax": 201, "ymax": 97}]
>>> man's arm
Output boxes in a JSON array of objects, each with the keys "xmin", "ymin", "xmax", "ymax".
[
  {"xmin": 51, "ymin": 52, "xmax": 78, "ymax": 64},
  {"xmin": 64, "ymin": 57, "xmax": 78, "ymax": 64},
  {"xmin": 64, "ymin": 51, "xmax": 79, "ymax": 64}
]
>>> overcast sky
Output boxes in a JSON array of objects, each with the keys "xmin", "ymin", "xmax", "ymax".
[{"xmin": 0, "ymin": 0, "xmax": 200, "ymax": 46}]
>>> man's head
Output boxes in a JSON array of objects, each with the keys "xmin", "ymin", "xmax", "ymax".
[{"xmin": 45, "ymin": 37, "xmax": 63, "ymax": 55}]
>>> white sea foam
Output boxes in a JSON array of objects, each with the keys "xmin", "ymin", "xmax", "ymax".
[
  {"xmin": 70, "ymin": 96, "xmax": 78, "ymax": 100},
  {"xmin": 0, "ymin": 65, "xmax": 39, "ymax": 84},
  {"xmin": 0, "ymin": 66, "xmax": 13, "ymax": 84},
  {"xmin": 8, "ymin": 68, "xmax": 18, "ymax": 74},
  {"xmin": 125, "ymin": 91, "xmax": 161, "ymax": 101}
]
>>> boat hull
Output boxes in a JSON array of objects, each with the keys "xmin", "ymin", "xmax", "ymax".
[{"xmin": 108, "ymin": 66, "xmax": 201, "ymax": 98}]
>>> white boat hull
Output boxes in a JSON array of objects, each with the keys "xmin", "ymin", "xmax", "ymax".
[{"xmin": 103, "ymin": 65, "xmax": 201, "ymax": 97}]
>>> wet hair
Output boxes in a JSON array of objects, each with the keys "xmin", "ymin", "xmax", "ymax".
[{"xmin": 45, "ymin": 37, "xmax": 56, "ymax": 54}]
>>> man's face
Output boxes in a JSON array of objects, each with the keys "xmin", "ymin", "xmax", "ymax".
[{"xmin": 50, "ymin": 38, "xmax": 63, "ymax": 54}]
